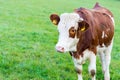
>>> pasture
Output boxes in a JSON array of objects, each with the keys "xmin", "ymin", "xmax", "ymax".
[{"xmin": 0, "ymin": 0, "xmax": 120, "ymax": 80}]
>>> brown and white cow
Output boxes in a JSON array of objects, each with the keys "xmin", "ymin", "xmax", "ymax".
[{"xmin": 50, "ymin": 3, "xmax": 114, "ymax": 80}]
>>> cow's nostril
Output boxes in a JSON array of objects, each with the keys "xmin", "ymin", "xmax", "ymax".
[
  {"xmin": 61, "ymin": 47, "xmax": 64, "ymax": 50},
  {"xmin": 56, "ymin": 46, "xmax": 64, "ymax": 53}
]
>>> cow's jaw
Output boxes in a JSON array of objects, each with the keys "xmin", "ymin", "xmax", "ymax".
[{"xmin": 55, "ymin": 13, "xmax": 83, "ymax": 53}]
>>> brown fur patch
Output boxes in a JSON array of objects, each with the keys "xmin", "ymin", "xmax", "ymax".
[
  {"xmin": 74, "ymin": 5, "xmax": 114, "ymax": 56},
  {"xmin": 50, "ymin": 14, "xmax": 60, "ymax": 25},
  {"xmin": 72, "ymin": 52, "xmax": 80, "ymax": 59}
]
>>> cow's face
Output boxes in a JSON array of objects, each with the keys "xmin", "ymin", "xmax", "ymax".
[{"xmin": 50, "ymin": 13, "xmax": 89, "ymax": 53}]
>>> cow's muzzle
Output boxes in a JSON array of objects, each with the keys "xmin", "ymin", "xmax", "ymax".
[{"xmin": 56, "ymin": 46, "xmax": 65, "ymax": 53}]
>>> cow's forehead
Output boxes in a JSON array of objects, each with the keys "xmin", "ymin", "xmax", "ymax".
[
  {"xmin": 60, "ymin": 13, "xmax": 80, "ymax": 21},
  {"xmin": 59, "ymin": 13, "xmax": 81, "ymax": 29}
]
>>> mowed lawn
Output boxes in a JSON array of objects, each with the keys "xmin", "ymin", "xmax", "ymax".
[{"xmin": 0, "ymin": 0, "xmax": 120, "ymax": 80}]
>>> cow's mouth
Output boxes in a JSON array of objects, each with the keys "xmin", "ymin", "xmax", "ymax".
[{"xmin": 56, "ymin": 46, "xmax": 65, "ymax": 53}]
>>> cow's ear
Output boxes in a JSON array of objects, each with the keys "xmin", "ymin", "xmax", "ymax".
[
  {"xmin": 78, "ymin": 21, "xmax": 89, "ymax": 32},
  {"xmin": 50, "ymin": 14, "xmax": 60, "ymax": 25}
]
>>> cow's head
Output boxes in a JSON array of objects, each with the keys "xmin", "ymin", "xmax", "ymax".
[{"xmin": 50, "ymin": 13, "xmax": 89, "ymax": 53}]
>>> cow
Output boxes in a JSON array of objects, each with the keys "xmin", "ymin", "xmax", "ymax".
[{"xmin": 49, "ymin": 3, "xmax": 114, "ymax": 80}]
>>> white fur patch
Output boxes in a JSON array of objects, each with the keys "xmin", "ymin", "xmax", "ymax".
[
  {"xmin": 56, "ymin": 13, "xmax": 83, "ymax": 52},
  {"xmin": 97, "ymin": 44, "xmax": 106, "ymax": 53},
  {"xmin": 105, "ymin": 34, "xmax": 108, "ymax": 38},
  {"xmin": 111, "ymin": 17, "xmax": 114, "ymax": 25},
  {"xmin": 102, "ymin": 31, "xmax": 105, "ymax": 39},
  {"xmin": 102, "ymin": 31, "xmax": 108, "ymax": 39},
  {"xmin": 72, "ymin": 49, "xmax": 94, "ymax": 65},
  {"xmin": 108, "ymin": 15, "xmax": 115, "ymax": 26}
]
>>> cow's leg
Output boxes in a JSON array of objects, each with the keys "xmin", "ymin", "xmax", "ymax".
[
  {"xmin": 88, "ymin": 52, "xmax": 96, "ymax": 80},
  {"xmin": 99, "ymin": 52, "xmax": 106, "ymax": 73},
  {"xmin": 76, "ymin": 65, "xmax": 83, "ymax": 80},
  {"xmin": 72, "ymin": 57, "xmax": 83, "ymax": 80},
  {"xmin": 104, "ymin": 42, "xmax": 113, "ymax": 80}
]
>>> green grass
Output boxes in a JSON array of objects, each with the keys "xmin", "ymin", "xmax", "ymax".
[{"xmin": 0, "ymin": 0, "xmax": 120, "ymax": 80}]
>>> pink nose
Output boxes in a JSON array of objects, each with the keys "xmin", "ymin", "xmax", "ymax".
[{"xmin": 56, "ymin": 46, "xmax": 64, "ymax": 53}]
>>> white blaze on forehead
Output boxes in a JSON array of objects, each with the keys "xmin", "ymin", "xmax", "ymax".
[
  {"xmin": 56, "ymin": 13, "xmax": 83, "ymax": 52},
  {"xmin": 59, "ymin": 13, "xmax": 83, "ymax": 29}
]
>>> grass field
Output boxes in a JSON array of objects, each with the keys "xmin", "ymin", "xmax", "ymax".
[{"xmin": 0, "ymin": 0, "xmax": 120, "ymax": 80}]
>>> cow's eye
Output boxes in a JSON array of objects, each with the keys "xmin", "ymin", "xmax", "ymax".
[
  {"xmin": 69, "ymin": 27, "xmax": 76, "ymax": 33},
  {"xmin": 69, "ymin": 27, "xmax": 76, "ymax": 38},
  {"xmin": 71, "ymin": 29, "xmax": 75, "ymax": 33}
]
